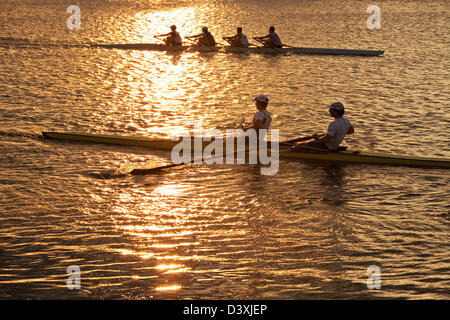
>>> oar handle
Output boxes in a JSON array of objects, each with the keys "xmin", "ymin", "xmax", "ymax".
[
  {"xmin": 253, "ymin": 37, "xmax": 283, "ymax": 53},
  {"xmin": 154, "ymin": 37, "xmax": 165, "ymax": 43},
  {"xmin": 185, "ymin": 37, "xmax": 196, "ymax": 43},
  {"xmin": 222, "ymin": 37, "xmax": 233, "ymax": 45},
  {"xmin": 279, "ymin": 134, "xmax": 325, "ymax": 146}
]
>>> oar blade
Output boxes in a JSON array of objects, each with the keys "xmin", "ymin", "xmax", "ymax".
[
  {"xmin": 130, "ymin": 162, "xmax": 187, "ymax": 175},
  {"xmin": 130, "ymin": 167, "xmax": 163, "ymax": 175}
]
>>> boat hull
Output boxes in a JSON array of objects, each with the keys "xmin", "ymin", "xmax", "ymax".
[
  {"xmin": 42, "ymin": 132, "xmax": 450, "ymax": 168},
  {"xmin": 91, "ymin": 43, "xmax": 384, "ymax": 56},
  {"xmin": 224, "ymin": 46, "xmax": 384, "ymax": 56},
  {"xmin": 91, "ymin": 43, "xmax": 221, "ymax": 52}
]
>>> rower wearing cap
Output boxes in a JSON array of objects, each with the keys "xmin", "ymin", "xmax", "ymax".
[
  {"xmin": 186, "ymin": 27, "xmax": 216, "ymax": 47},
  {"xmin": 243, "ymin": 94, "xmax": 272, "ymax": 135},
  {"xmin": 254, "ymin": 26, "xmax": 282, "ymax": 48},
  {"xmin": 295, "ymin": 102, "xmax": 354, "ymax": 152},
  {"xmin": 154, "ymin": 25, "xmax": 182, "ymax": 46},
  {"xmin": 223, "ymin": 27, "xmax": 249, "ymax": 48}
]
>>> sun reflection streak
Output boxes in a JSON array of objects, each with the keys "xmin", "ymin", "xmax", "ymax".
[
  {"xmin": 156, "ymin": 255, "xmax": 197, "ymax": 261},
  {"xmin": 104, "ymin": 7, "xmax": 220, "ymax": 138},
  {"xmin": 152, "ymin": 184, "xmax": 187, "ymax": 197},
  {"xmin": 155, "ymin": 285, "xmax": 182, "ymax": 292},
  {"xmin": 155, "ymin": 263, "xmax": 190, "ymax": 274},
  {"xmin": 116, "ymin": 249, "xmax": 154, "ymax": 259},
  {"xmin": 112, "ymin": 191, "xmax": 201, "ymax": 287},
  {"xmin": 130, "ymin": 8, "xmax": 199, "ymax": 43},
  {"xmin": 151, "ymin": 244, "xmax": 179, "ymax": 248},
  {"xmin": 109, "ymin": 175, "xmax": 204, "ymax": 291}
]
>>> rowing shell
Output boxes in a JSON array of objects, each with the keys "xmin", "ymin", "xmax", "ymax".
[
  {"xmin": 42, "ymin": 132, "xmax": 450, "ymax": 168},
  {"xmin": 90, "ymin": 43, "xmax": 384, "ymax": 56},
  {"xmin": 91, "ymin": 43, "xmax": 220, "ymax": 52}
]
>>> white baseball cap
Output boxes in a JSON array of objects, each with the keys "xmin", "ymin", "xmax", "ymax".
[{"xmin": 254, "ymin": 94, "xmax": 269, "ymax": 103}]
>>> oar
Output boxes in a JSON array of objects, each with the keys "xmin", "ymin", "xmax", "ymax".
[
  {"xmin": 221, "ymin": 37, "xmax": 257, "ymax": 49},
  {"xmin": 131, "ymin": 161, "xmax": 193, "ymax": 175},
  {"xmin": 131, "ymin": 147, "xmax": 239, "ymax": 175},
  {"xmin": 153, "ymin": 36, "xmax": 166, "ymax": 43},
  {"xmin": 221, "ymin": 38, "xmax": 245, "ymax": 47},
  {"xmin": 222, "ymin": 37, "xmax": 233, "ymax": 45},
  {"xmin": 280, "ymin": 134, "xmax": 323, "ymax": 146},
  {"xmin": 129, "ymin": 133, "xmax": 320, "ymax": 175},
  {"xmin": 253, "ymin": 37, "xmax": 283, "ymax": 53},
  {"xmin": 184, "ymin": 37, "xmax": 203, "ymax": 48},
  {"xmin": 282, "ymin": 43, "xmax": 295, "ymax": 48}
]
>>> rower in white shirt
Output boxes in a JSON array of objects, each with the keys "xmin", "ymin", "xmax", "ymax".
[
  {"xmin": 223, "ymin": 27, "xmax": 249, "ymax": 48},
  {"xmin": 294, "ymin": 102, "xmax": 355, "ymax": 152},
  {"xmin": 154, "ymin": 25, "xmax": 182, "ymax": 46},
  {"xmin": 243, "ymin": 94, "xmax": 272, "ymax": 137},
  {"xmin": 254, "ymin": 26, "xmax": 282, "ymax": 48}
]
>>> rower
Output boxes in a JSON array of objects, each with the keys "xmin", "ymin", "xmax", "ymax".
[
  {"xmin": 223, "ymin": 27, "xmax": 249, "ymax": 48},
  {"xmin": 254, "ymin": 26, "xmax": 282, "ymax": 48},
  {"xmin": 186, "ymin": 27, "xmax": 216, "ymax": 47},
  {"xmin": 154, "ymin": 25, "xmax": 182, "ymax": 46},
  {"xmin": 294, "ymin": 102, "xmax": 354, "ymax": 152},
  {"xmin": 243, "ymin": 94, "xmax": 272, "ymax": 137}
]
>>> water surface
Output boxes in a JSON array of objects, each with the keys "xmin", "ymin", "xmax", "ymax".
[{"xmin": 0, "ymin": 0, "xmax": 449, "ymax": 299}]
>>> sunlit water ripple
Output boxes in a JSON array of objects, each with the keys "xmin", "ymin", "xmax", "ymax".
[{"xmin": 0, "ymin": 0, "xmax": 449, "ymax": 299}]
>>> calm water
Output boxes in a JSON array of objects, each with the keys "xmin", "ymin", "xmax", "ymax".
[{"xmin": 0, "ymin": 0, "xmax": 449, "ymax": 299}]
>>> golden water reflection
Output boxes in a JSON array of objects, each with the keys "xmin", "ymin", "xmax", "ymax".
[
  {"xmin": 111, "ymin": 181, "xmax": 201, "ymax": 293},
  {"xmin": 155, "ymin": 285, "xmax": 182, "ymax": 292},
  {"xmin": 107, "ymin": 7, "xmax": 224, "ymax": 138},
  {"xmin": 131, "ymin": 7, "xmax": 199, "ymax": 43}
]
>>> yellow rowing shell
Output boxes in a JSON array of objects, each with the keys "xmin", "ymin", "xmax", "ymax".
[{"xmin": 42, "ymin": 132, "xmax": 450, "ymax": 168}]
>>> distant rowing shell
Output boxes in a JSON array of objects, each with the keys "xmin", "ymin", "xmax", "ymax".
[
  {"xmin": 225, "ymin": 46, "xmax": 384, "ymax": 56},
  {"xmin": 91, "ymin": 43, "xmax": 215, "ymax": 52},
  {"xmin": 90, "ymin": 43, "xmax": 384, "ymax": 56}
]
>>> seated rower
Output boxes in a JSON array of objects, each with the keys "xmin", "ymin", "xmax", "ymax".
[
  {"xmin": 254, "ymin": 26, "xmax": 282, "ymax": 48},
  {"xmin": 243, "ymin": 94, "xmax": 272, "ymax": 139},
  {"xmin": 294, "ymin": 102, "xmax": 354, "ymax": 152},
  {"xmin": 223, "ymin": 27, "xmax": 249, "ymax": 48},
  {"xmin": 154, "ymin": 25, "xmax": 182, "ymax": 46},
  {"xmin": 186, "ymin": 27, "xmax": 216, "ymax": 47}
]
